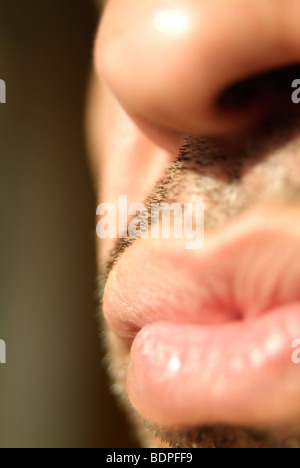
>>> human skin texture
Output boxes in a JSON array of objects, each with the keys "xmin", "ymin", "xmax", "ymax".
[{"xmin": 87, "ymin": 0, "xmax": 300, "ymax": 447}]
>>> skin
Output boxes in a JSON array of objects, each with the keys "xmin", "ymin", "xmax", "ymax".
[{"xmin": 87, "ymin": 0, "xmax": 300, "ymax": 447}]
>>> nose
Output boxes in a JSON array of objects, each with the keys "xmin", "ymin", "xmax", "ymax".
[{"xmin": 96, "ymin": 0, "xmax": 300, "ymax": 152}]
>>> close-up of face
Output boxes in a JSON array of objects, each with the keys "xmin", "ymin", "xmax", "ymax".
[{"xmin": 87, "ymin": 0, "xmax": 300, "ymax": 448}]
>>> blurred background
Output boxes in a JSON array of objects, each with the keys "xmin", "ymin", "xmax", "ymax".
[{"xmin": 0, "ymin": 0, "xmax": 135, "ymax": 448}]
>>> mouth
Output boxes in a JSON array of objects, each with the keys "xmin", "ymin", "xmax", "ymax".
[{"xmin": 103, "ymin": 204, "xmax": 300, "ymax": 431}]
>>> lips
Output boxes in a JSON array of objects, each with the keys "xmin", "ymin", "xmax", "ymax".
[{"xmin": 103, "ymin": 204, "xmax": 300, "ymax": 429}]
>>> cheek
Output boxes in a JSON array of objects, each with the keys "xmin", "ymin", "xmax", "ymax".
[{"xmin": 86, "ymin": 73, "xmax": 170, "ymax": 260}]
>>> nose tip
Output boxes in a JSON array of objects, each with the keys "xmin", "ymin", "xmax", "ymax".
[{"xmin": 96, "ymin": 0, "xmax": 300, "ymax": 151}]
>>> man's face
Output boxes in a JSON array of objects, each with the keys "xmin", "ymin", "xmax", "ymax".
[{"xmin": 88, "ymin": 0, "xmax": 300, "ymax": 447}]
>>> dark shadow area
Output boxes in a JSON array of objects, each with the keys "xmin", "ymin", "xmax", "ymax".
[{"xmin": 0, "ymin": 0, "xmax": 135, "ymax": 448}]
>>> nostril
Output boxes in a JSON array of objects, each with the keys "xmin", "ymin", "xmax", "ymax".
[{"xmin": 217, "ymin": 64, "xmax": 300, "ymax": 114}]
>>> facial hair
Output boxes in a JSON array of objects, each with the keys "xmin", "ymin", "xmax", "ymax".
[{"xmin": 100, "ymin": 115, "xmax": 300, "ymax": 448}]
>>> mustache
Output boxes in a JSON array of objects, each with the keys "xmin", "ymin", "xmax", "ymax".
[{"xmin": 104, "ymin": 115, "xmax": 300, "ymax": 278}]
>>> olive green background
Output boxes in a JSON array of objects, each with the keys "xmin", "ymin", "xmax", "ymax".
[{"xmin": 0, "ymin": 0, "xmax": 134, "ymax": 448}]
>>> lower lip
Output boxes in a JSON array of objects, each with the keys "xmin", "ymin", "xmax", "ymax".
[{"xmin": 127, "ymin": 303, "xmax": 300, "ymax": 429}]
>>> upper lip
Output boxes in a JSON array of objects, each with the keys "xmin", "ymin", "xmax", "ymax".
[{"xmin": 104, "ymin": 204, "xmax": 300, "ymax": 339}]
